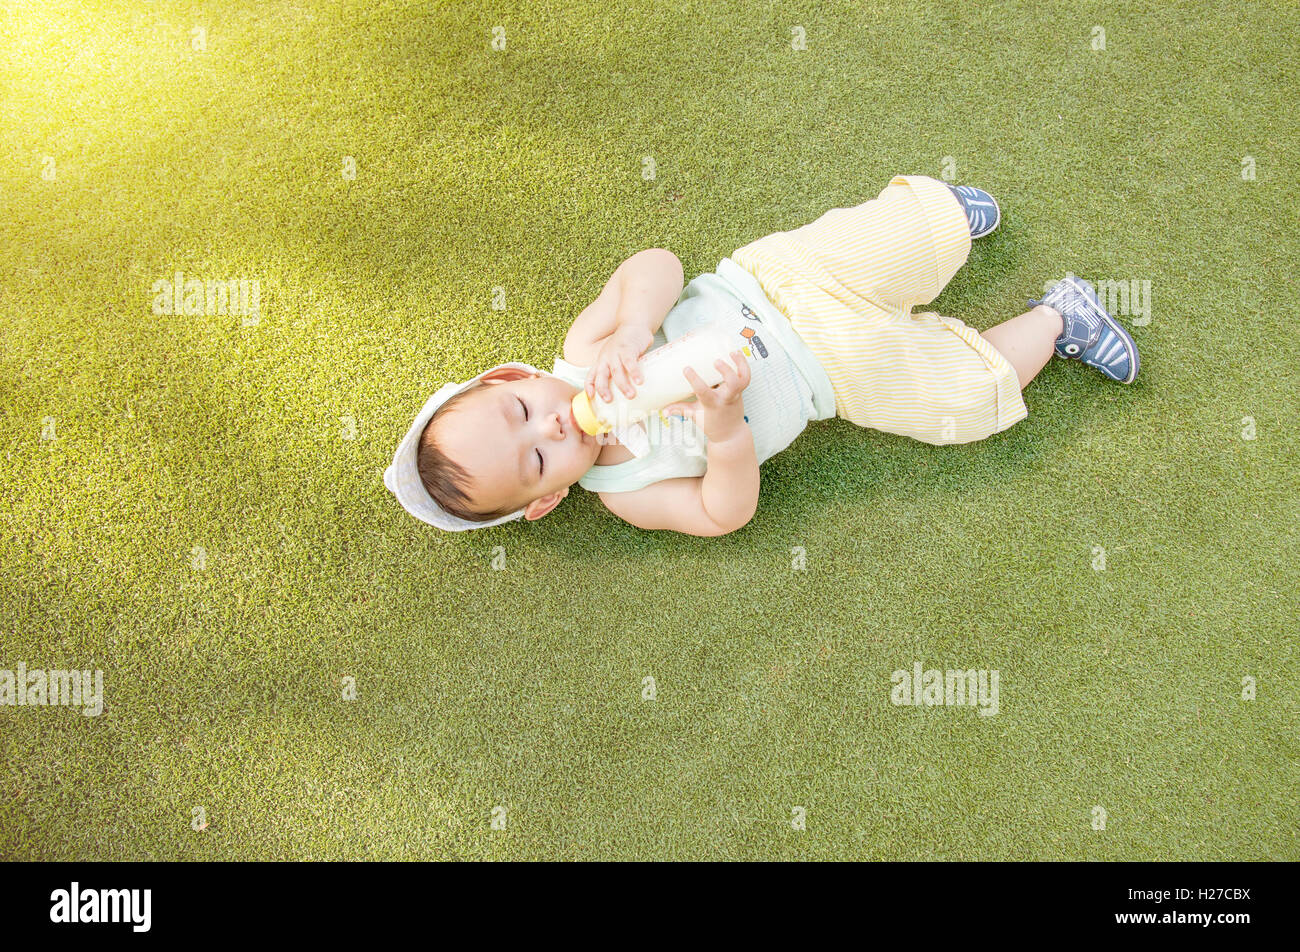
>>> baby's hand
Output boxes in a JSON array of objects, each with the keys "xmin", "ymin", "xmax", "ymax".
[
  {"xmin": 586, "ymin": 325, "xmax": 654, "ymax": 401},
  {"xmin": 662, "ymin": 350, "xmax": 752, "ymax": 444}
]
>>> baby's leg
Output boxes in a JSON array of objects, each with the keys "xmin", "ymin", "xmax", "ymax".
[
  {"xmin": 732, "ymin": 175, "xmax": 970, "ymax": 313},
  {"xmin": 980, "ymin": 305, "xmax": 1065, "ymax": 389}
]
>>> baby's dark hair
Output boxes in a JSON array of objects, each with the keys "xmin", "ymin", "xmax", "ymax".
[{"xmin": 417, "ymin": 384, "xmax": 519, "ymax": 523}]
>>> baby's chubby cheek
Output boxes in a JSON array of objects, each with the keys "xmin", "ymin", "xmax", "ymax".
[{"xmin": 574, "ymin": 437, "xmax": 601, "ymax": 469}]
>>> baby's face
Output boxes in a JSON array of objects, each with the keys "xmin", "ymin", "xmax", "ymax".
[{"xmin": 435, "ymin": 372, "xmax": 602, "ymax": 519}]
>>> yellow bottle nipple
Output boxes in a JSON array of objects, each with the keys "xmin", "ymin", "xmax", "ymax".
[{"xmin": 571, "ymin": 391, "xmax": 610, "ymax": 435}]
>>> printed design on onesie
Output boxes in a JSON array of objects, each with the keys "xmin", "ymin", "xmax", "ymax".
[
  {"xmin": 739, "ymin": 325, "xmax": 768, "ymax": 359},
  {"xmin": 737, "ymin": 305, "xmax": 769, "ymax": 358}
]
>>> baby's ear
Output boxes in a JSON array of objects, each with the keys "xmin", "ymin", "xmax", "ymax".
[
  {"xmin": 523, "ymin": 488, "xmax": 569, "ymax": 522},
  {"xmin": 478, "ymin": 366, "xmax": 536, "ymax": 385}
]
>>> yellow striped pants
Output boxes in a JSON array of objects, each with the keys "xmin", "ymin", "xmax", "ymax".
[{"xmin": 730, "ymin": 174, "xmax": 1028, "ymax": 445}]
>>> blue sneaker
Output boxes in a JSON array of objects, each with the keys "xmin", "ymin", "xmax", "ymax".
[
  {"xmin": 947, "ymin": 184, "xmax": 1001, "ymax": 238},
  {"xmin": 1029, "ymin": 275, "xmax": 1140, "ymax": 384}
]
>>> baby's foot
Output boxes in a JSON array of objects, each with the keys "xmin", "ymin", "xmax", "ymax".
[
  {"xmin": 947, "ymin": 184, "xmax": 1001, "ymax": 238},
  {"xmin": 1030, "ymin": 275, "xmax": 1140, "ymax": 384}
]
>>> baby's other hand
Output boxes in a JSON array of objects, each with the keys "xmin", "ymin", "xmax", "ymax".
[
  {"xmin": 662, "ymin": 350, "xmax": 752, "ymax": 444},
  {"xmin": 586, "ymin": 325, "xmax": 653, "ymax": 402}
]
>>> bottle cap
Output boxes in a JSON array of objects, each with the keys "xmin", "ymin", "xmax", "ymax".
[{"xmin": 571, "ymin": 391, "xmax": 609, "ymax": 435}]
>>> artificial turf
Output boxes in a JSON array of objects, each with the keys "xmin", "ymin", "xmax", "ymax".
[{"xmin": 1, "ymin": 0, "xmax": 1295, "ymax": 860}]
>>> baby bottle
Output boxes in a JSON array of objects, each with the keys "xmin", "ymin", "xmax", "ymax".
[{"xmin": 571, "ymin": 322, "xmax": 753, "ymax": 435}]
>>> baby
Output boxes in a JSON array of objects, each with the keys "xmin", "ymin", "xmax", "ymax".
[{"xmin": 385, "ymin": 174, "xmax": 1140, "ymax": 536}]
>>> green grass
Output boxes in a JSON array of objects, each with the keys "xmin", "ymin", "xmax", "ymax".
[{"xmin": 1, "ymin": 0, "xmax": 1296, "ymax": 860}]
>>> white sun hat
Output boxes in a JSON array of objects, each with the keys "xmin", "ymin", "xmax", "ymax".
[{"xmin": 384, "ymin": 362, "xmax": 547, "ymax": 531}]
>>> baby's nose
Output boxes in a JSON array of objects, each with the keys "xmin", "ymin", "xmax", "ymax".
[{"xmin": 546, "ymin": 411, "xmax": 567, "ymax": 439}]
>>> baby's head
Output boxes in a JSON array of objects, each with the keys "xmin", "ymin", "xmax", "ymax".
[{"xmin": 416, "ymin": 366, "xmax": 602, "ymax": 526}]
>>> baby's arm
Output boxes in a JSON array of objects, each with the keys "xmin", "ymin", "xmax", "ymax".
[
  {"xmin": 598, "ymin": 450, "xmax": 757, "ymax": 537},
  {"xmin": 563, "ymin": 248, "xmax": 683, "ymax": 370}
]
